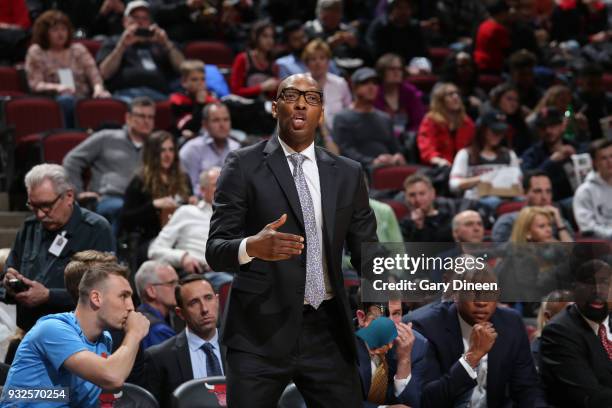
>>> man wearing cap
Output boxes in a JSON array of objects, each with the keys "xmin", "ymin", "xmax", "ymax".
[
  {"xmin": 97, "ymin": 0, "xmax": 184, "ymax": 102},
  {"xmin": 449, "ymin": 109, "xmax": 522, "ymax": 210},
  {"xmin": 355, "ymin": 302, "xmax": 428, "ymax": 408},
  {"xmin": 521, "ymin": 107, "xmax": 580, "ymax": 202},
  {"xmin": 333, "ymin": 67, "xmax": 406, "ymax": 169}
]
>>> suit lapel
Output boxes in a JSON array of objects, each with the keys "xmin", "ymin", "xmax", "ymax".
[
  {"xmin": 316, "ymin": 147, "xmax": 337, "ymax": 248},
  {"xmin": 447, "ymin": 304, "xmax": 465, "ymax": 360},
  {"xmin": 569, "ymin": 306, "xmax": 612, "ymax": 374},
  {"xmin": 263, "ymin": 136, "xmax": 304, "ymax": 229},
  {"xmin": 356, "ymin": 338, "xmax": 372, "ymax": 395},
  {"xmin": 174, "ymin": 331, "xmax": 194, "ymax": 382}
]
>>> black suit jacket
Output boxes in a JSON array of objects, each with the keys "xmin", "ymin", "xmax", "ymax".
[
  {"xmin": 143, "ymin": 330, "xmax": 227, "ymax": 408},
  {"xmin": 205, "ymin": 136, "xmax": 377, "ymax": 359},
  {"xmin": 410, "ymin": 302, "xmax": 545, "ymax": 408},
  {"xmin": 540, "ymin": 304, "xmax": 612, "ymax": 408}
]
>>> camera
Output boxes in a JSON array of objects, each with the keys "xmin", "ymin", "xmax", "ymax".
[
  {"xmin": 135, "ymin": 28, "xmax": 153, "ymax": 38},
  {"xmin": 7, "ymin": 278, "xmax": 29, "ymax": 293}
]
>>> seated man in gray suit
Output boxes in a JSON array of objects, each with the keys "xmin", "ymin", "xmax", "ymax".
[{"xmin": 144, "ymin": 274, "xmax": 224, "ymax": 407}]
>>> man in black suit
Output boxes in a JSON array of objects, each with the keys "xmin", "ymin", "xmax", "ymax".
[
  {"xmin": 205, "ymin": 73, "xmax": 378, "ymax": 407},
  {"xmin": 540, "ymin": 259, "xmax": 612, "ymax": 407},
  {"xmin": 144, "ymin": 275, "xmax": 225, "ymax": 408},
  {"xmin": 409, "ymin": 269, "xmax": 545, "ymax": 407}
]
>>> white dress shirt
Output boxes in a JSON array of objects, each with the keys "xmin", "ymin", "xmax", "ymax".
[
  {"xmin": 185, "ymin": 327, "xmax": 224, "ymax": 379},
  {"xmin": 579, "ymin": 310, "xmax": 612, "ymax": 340},
  {"xmin": 238, "ymin": 136, "xmax": 332, "ymax": 299},
  {"xmin": 458, "ymin": 313, "xmax": 487, "ymax": 408},
  {"xmin": 148, "ymin": 201, "xmax": 212, "ymax": 267}
]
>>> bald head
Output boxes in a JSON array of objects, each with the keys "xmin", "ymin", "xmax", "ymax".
[
  {"xmin": 276, "ymin": 74, "xmax": 322, "ymax": 99},
  {"xmin": 452, "ymin": 210, "xmax": 484, "ymax": 243}
]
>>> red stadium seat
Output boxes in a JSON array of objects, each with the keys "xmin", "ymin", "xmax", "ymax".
[
  {"xmin": 407, "ymin": 74, "xmax": 439, "ymax": 93},
  {"xmin": 75, "ymin": 39, "xmax": 102, "ymax": 59},
  {"xmin": 604, "ymin": 73, "xmax": 612, "ymax": 93},
  {"xmin": 75, "ymin": 98, "xmax": 127, "ymax": 130},
  {"xmin": 4, "ymin": 97, "xmax": 64, "ymax": 146},
  {"xmin": 0, "ymin": 66, "xmax": 26, "ymax": 96},
  {"xmin": 184, "ymin": 41, "xmax": 234, "ymax": 69},
  {"xmin": 495, "ymin": 201, "xmax": 526, "ymax": 217},
  {"xmin": 218, "ymin": 281, "xmax": 232, "ymax": 317},
  {"xmin": 428, "ymin": 47, "xmax": 451, "ymax": 71},
  {"xmin": 154, "ymin": 100, "xmax": 173, "ymax": 131},
  {"xmin": 478, "ymin": 74, "xmax": 504, "ymax": 92},
  {"xmin": 41, "ymin": 130, "xmax": 88, "ymax": 164},
  {"xmin": 371, "ymin": 165, "xmax": 420, "ymax": 191},
  {"xmin": 381, "ymin": 199, "xmax": 409, "ymax": 221}
]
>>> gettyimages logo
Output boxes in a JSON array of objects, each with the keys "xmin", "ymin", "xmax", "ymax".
[{"xmin": 372, "ymin": 253, "xmax": 487, "ymax": 275}]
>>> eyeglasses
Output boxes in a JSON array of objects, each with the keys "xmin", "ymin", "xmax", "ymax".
[
  {"xmin": 278, "ymin": 88, "xmax": 323, "ymax": 106},
  {"xmin": 130, "ymin": 112, "xmax": 155, "ymax": 121},
  {"xmin": 27, "ymin": 193, "xmax": 63, "ymax": 215},
  {"xmin": 445, "ymin": 91, "xmax": 460, "ymax": 97},
  {"xmin": 152, "ymin": 279, "xmax": 179, "ymax": 287}
]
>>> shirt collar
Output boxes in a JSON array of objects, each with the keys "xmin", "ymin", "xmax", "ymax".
[
  {"xmin": 56, "ymin": 202, "xmax": 82, "ymax": 238},
  {"xmin": 457, "ymin": 311, "xmax": 474, "ymax": 341},
  {"xmin": 577, "ymin": 308, "xmax": 609, "ymax": 335},
  {"xmin": 185, "ymin": 326, "xmax": 219, "ymax": 352},
  {"xmin": 277, "ymin": 135, "xmax": 316, "ymax": 164},
  {"xmin": 203, "ymin": 132, "xmax": 228, "ymax": 148}
]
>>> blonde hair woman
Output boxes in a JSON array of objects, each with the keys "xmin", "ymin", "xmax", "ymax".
[
  {"xmin": 417, "ymin": 82, "xmax": 475, "ymax": 166},
  {"xmin": 510, "ymin": 206, "xmax": 557, "ymax": 243}
]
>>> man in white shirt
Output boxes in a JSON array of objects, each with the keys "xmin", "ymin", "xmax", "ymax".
[
  {"xmin": 148, "ymin": 167, "xmax": 232, "ymax": 289},
  {"xmin": 143, "ymin": 274, "xmax": 224, "ymax": 408},
  {"xmin": 410, "ymin": 268, "xmax": 545, "ymax": 407}
]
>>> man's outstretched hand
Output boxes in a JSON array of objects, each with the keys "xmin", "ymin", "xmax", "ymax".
[{"xmin": 246, "ymin": 214, "xmax": 304, "ymax": 261}]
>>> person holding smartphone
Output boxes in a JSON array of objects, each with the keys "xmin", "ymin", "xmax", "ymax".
[{"xmin": 97, "ymin": 0, "xmax": 184, "ymax": 103}]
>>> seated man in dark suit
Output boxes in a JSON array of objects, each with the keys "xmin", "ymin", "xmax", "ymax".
[
  {"xmin": 410, "ymin": 268, "xmax": 545, "ymax": 408},
  {"xmin": 540, "ymin": 259, "xmax": 612, "ymax": 407},
  {"xmin": 144, "ymin": 274, "xmax": 224, "ymax": 408},
  {"xmin": 356, "ymin": 301, "xmax": 427, "ymax": 408}
]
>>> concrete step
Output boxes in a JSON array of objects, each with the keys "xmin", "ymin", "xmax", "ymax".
[
  {"xmin": 0, "ymin": 212, "xmax": 29, "ymax": 229},
  {"xmin": 0, "ymin": 228, "xmax": 18, "ymax": 249}
]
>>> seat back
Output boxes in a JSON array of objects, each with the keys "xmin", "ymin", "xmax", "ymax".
[
  {"xmin": 380, "ymin": 199, "xmax": 409, "ymax": 221},
  {"xmin": 154, "ymin": 100, "xmax": 173, "ymax": 131},
  {"xmin": 172, "ymin": 376, "xmax": 227, "ymax": 408},
  {"xmin": 371, "ymin": 165, "xmax": 420, "ymax": 191},
  {"xmin": 75, "ymin": 98, "xmax": 127, "ymax": 130},
  {"xmin": 184, "ymin": 41, "xmax": 234, "ymax": 69},
  {"xmin": 407, "ymin": 74, "xmax": 439, "ymax": 93},
  {"xmin": 4, "ymin": 97, "xmax": 64, "ymax": 144},
  {"xmin": 42, "ymin": 130, "xmax": 88, "ymax": 164},
  {"xmin": 495, "ymin": 200, "xmax": 526, "ymax": 217},
  {"xmin": 0, "ymin": 67, "xmax": 26, "ymax": 96},
  {"xmin": 114, "ymin": 383, "xmax": 159, "ymax": 408},
  {"xmin": 75, "ymin": 39, "xmax": 102, "ymax": 59}
]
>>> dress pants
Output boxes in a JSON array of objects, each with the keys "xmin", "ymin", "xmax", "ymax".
[{"xmin": 226, "ymin": 298, "xmax": 361, "ymax": 408}]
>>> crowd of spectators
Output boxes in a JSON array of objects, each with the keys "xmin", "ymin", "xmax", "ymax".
[{"xmin": 1, "ymin": 0, "xmax": 612, "ymax": 406}]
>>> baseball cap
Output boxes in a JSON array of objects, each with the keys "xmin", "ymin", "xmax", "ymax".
[
  {"xmin": 351, "ymin": 67, "xmax": 378, "ymax": 85},
  {"xmin": 535, "ymin": 107, "xmax": 564, "ymax": 128},
  {"xmin": 356, "ymin": 317, "xmax": 398, "ymax": 350},
  {"xmin": 125, "ymin": 0, "xmax": 150, "ymax": 17},
  {"xmin": 479, "ymin": 109, "xmax": 508, "ymax": 133}
]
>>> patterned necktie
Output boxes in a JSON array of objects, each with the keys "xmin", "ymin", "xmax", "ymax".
[
  {"xmin": 598, "ymin": 324, "xmax": 612, "ymax": 361},
  {"xmin": 201, "ymin": 342, "xmax": 223, "ymax": 377},
  {"xmin": 288, "ymin": 153, "xmax": 325, "ymax": 309},
  {"xmin": 367, "ymin": 355, "xmax": 389, "ymax": 405}
]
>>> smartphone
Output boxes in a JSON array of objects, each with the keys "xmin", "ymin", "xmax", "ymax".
[
  {"xmin": 135, "ymin": 28, "xmax": 153, "ymax": 38},
  {"xmin": 7, "ymin": 278, "xmax": 29, "ymax": 293}
]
